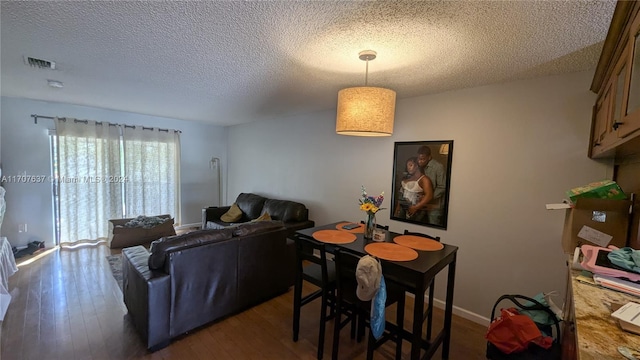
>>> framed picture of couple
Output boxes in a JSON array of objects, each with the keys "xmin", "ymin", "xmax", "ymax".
[{"xmin": 390, "ymin": 140, "xmax": 454, "ymax": 230}]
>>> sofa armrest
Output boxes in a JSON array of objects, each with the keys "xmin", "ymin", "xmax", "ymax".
[
  {"xmin": 202, "ymin": 206, "xmax": 231, "ymax": 228},
  {"xmin": 165, "ymin": 238, "xmax": 239, "ymax": 335},
  {"xmin": 282, "ymin": 220, "xmax": 316, "ymax": 238},
  {"xmin": 122, "ymin": 246, "xmax": 171, "ymax": 351},
  {"xmin": 236, "ymin": 227, "xmax": 291, "ymax": 310},
  {"xmin": 284, "ymin": 237, "xmax": 296, "ymax": 287},
  {"xmin": 110, "ymin": 218, "xmax": 130, "ymax": 227}
]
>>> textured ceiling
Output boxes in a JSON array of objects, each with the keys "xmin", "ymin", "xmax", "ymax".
[{"xmin": 1, "ymin": 1, "xmax": 616, "ymax": 126}]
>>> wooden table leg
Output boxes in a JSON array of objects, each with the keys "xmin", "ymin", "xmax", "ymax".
[
  {"xmin": 411, "ymin": 280, "xmax": 426, "ymax": 360},
  {"xmin": 442, "ymin": 255, "xmax": 457, "ymax": 359}
]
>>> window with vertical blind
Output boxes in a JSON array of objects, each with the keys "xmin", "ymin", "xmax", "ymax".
[{"xmin": 52, "ymin": 118, "xmax": 180, "ymax": 245}]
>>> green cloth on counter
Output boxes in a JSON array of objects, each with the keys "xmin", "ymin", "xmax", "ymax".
[{"xmin": 608, "ymin": 247, "xmax": 640, "ymax": 274}]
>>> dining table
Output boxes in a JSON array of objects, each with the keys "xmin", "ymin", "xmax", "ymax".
[{"xmin": 294, "ymin": 221, "xmax": 458, "ymax": 360}]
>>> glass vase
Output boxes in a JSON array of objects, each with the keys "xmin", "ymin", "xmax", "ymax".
[{"xmin": 364, "ymin": 212, "xmax": 376, "ymax": 239}]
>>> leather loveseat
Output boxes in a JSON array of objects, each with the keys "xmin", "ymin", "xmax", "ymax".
[
  {"xmin": 202, "ymin": 192, "xmax": 315, "ymax": 237},
  {"xmin": 121, "ymin": 220, "xmax": 294, "ymax": 350}
]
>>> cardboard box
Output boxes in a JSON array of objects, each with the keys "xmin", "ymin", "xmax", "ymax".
[
  {"xmin": 561, "ymin": 198, "xmax": 632, "ymax": 253},
  {"xmin": 566, "ymin": 180, "xmax": 627, "ymax": 204}
]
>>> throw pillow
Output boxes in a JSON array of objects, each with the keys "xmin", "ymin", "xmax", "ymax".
[
  {"xmin": 251, "ymin": 212, "xmax": 272, "ymax": 222},
  {"xmin": 221, "ymin": 203, "xmax": 243, "ymax": 222}
]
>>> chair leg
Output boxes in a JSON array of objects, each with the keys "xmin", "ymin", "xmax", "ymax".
[
  {"xmin": 329, "ymin": 289, "xmax": 336, "ymax": 316},
  {"xmin": 350, "ymin": 304, "xmax": 357, "ymax": 340},
  {"xmin": 293, "ymin": 276, "xmax": 302, "ymax": 342},
  {"xmin": 331, "ymin": 299, "xmax": 342, "ymax": 360},
  {"xmin": 357, "ymin": 308, "xmax": 366, "ymax": 343},
  {"xmin": 426, "ymin": 283, "xmax": 435, "ymax": 341},
  {"xmin": 317, "ymin": 291, "xmax": 329, "ymax": 360},
  {"xmin": 396, "ymin": 294, "xmax": 405, "ymax": 360},
  {"xmin": 366, "ymin": 326, "xmax": 375, "ymax": 360}
]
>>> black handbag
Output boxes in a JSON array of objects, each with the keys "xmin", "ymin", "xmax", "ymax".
[{"xmin": 486, "ymin": 294, "xmax": 562, "ymax": 360}]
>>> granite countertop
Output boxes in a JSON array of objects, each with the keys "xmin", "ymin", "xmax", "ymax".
[{"xmin": 571, "ymin": 268, "xmax": 640, "ymax": 359}]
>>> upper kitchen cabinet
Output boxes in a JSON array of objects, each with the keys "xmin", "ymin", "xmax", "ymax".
[
  {"xmin": 590, "ymin": 1, "xmax": 640, "ymax": 158},
  {"xmin": 619, "ymin": 11, "xmax": 640, "ymax": 137}
]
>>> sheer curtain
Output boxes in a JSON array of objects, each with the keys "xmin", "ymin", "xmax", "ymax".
[
  {"xmin": 122, "ymin": 126, "xmax": 181, "ymax": 223},
  {"xmin": 55, "ymin": 118, "xmax": 123, "ymax": 245}
]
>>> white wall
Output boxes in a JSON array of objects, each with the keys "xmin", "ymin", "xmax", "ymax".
[
  {"xmin": 0, "ymin": 96, "xmax": 227, "ymax": 247},
  {"xmin": 227, "ymin": 70, "xmax": 612, "ymax": 322}
]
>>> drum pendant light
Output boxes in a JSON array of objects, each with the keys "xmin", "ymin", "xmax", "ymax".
[{"xmin": 336, "ymin": 50, "xmax": 396, "ymax": 136}]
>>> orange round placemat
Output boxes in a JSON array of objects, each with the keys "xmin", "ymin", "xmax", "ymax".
[
  {"xmin": 313, "ymin": 230, "xmax": 357, "ymax": 244},
  {"xmin": 393, "ymin": 235, "xmax": 444, "ymax": 251},
  {"xmin": 335, "ymin": 222, "xmax": 364, "ymax": 233},
  {"xmin": 364, "ymin": 243, "xmax": 418, "ymax": 262}
]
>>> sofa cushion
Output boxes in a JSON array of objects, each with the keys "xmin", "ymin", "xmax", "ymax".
[
  {"xmin": 148, "ymin": 228, "xmax": 234, "ymax": 270},
  {"xmin": 220, "ymin": 203, "xmax": 243, "ymax": 222},
  {"xmin": 251, "ymin": 212, "xmax": 272, "ymax": 222},
  {"xmin": 262, "ymin": 199, "xmax": 308, "ymax": 223},
  {"xmin": 232, "ymin": 220, "xmax": 284, "ymax": 237},
  {"xmin": 236, "ymin": 193, "xmax": 267, "ymax": 220}
]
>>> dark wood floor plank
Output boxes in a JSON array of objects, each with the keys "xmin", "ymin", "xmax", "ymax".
[{"xmin": 1, "ymin": 244, "xmax": 488, "ymax": 359}]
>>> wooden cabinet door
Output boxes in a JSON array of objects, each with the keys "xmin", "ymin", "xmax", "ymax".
[
  {"xmin": 618, "ymin": 14, "xmax": 640, "ymax": 138},
  {"xmin": 591, "ymin": 80, "xmax": 616, "ymax": 155},
  {"xmin": 611, "ymin": 42, "xmax": 631, "ymax": 139}
]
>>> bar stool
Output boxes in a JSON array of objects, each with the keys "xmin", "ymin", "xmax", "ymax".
[
  {"xmin": 292, "ymin": 236, "xmax": 336, "ymax": 359},
  {"xmin": 331, "ymin": 249, "xmax": 404, "ymax": 360},
  {"xmin": 403, "ymin": 229, "xmax": 440, "ymax": 341}
]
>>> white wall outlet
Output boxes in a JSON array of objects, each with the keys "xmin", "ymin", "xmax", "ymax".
[{"xmin": 18, "ymin": 223, "xmax": 27, "ymax": 233}]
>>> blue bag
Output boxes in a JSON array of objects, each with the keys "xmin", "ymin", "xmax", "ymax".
[{"xmin": 370, "ymin": 275, "xmax": 387, "ymax": 339}]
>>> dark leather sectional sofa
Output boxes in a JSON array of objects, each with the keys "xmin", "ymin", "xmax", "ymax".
[
  {"xmin": 202, "ymin": 192, "xmax": 315, "ymax": 237},
  {"xmin": 122, "ymin": 220, "xmax": 304, "ymax": 350}
]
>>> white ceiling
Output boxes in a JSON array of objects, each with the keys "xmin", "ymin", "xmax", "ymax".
[{"xmin": 1, "ymin": 1, "xmax": 616, "ymax": 126}]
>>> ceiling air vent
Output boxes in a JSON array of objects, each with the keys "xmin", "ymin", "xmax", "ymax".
[{"xmin": 23, "ymin": 56, "xmax": 56, "ymax": 70}]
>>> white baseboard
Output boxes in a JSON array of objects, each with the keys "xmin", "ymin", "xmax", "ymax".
[
  {"xmin": 406, "ymin": 292, "xmax": 490, "ymax": 327},
  {"xmin": 174, "ymin": 223, "xmax": 201, "ymax": 230},
  {"xmin": 432, "ymin": 298, "xmax": 490, "ymax": 327}
]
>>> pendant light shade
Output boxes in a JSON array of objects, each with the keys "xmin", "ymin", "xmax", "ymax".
[
  {"xmin": 336, "ymin": 86, "xmax": 396, "ymax": 136},
  {"xmin": 336, "ymin": 50, "xmax": 396, "ymax": 137}
]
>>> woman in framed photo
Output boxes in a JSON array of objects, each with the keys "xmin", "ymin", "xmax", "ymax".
[
  {"xmin": 394, "ymin": 157, "xmax": 433, "ymax": 221},
  {"xmin": 391, "ymin": 140, "xmax": 453, "ymax": 229}
]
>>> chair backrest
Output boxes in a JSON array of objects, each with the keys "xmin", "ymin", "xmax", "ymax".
[
  {"xmin": 360, "ymin": 220, "xmax": 389, "ymax": 230},
  {"xmin": 294, "ymin": 235, "xmax": 330, "ymax": 286},
  {"xmin": 403, "ymin": 229, "xmax": 440, "ymax": 242},
  {"xmin": 333, "ymin": 248, "xmax": 361, "ymax": 301}
]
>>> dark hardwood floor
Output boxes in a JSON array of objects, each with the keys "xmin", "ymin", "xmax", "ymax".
[{"xmin": 1, "ymin": 244, "xmax": 487, "ymax": 359}]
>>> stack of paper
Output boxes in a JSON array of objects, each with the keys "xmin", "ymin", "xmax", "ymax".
[
  {"xmin": 594, "ymin": 274, "xmax": 640, "ymax": 298},
  {"xmin": 612, "ymin": 302, "xmax": 640, "ymax": 335}
]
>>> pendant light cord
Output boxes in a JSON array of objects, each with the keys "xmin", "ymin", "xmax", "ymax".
[{"xmin": 365, "ymin": 59, "xmax": 369, "ymax": 86}]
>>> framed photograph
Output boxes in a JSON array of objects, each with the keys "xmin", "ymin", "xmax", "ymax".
[{"xmin": 390, "ymin": 140, "xmax": 454, "ymax": 230}]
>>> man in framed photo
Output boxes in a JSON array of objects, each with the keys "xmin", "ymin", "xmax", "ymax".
[{"xmin": 417, "ymin": 145, "xmax": 446, "ymax": 225}]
